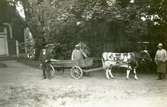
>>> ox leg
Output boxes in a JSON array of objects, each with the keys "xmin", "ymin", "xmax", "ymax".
[
  {"xmin": 133, "ymin": 69, "xmax": 138, "ymax": 80},
  {"xmin": 108, "ymin": 68, "xmax": 114, "ymax": 79},
  {"xmin": 106, "ymin": 68, "xmax": 114, "ymax": 79},
  {"xmin": 106, "ymin": 68, "xmax": 110, "ymax": 79},
  {"xmin": 126, "ymin": 69, "xmax": 130, "ymax": 80}
]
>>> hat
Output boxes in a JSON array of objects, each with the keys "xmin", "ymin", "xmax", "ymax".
[
  {"xmin": 42, "ymin": 47, "xmax": 46, "ymax": 51},
  {"xmin": 42, "ymin": 48, "xmax": 46, "ymax": 51},
  {"xmin": 157, "ymin": 43, "xmax": 163, "ymax": 47},
  {"xmin": 75, "ymin": 44, "xmax": 80, "ymax": 47}
]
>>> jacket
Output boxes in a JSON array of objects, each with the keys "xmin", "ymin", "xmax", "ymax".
[{"xmin": 39, "ymin": 51, "xmax": 50, "ymax": 64}]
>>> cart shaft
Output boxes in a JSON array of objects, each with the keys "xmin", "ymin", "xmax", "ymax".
[{"xmin": 84, "ymin": 67, "xmax": 104, "ymax": 72}]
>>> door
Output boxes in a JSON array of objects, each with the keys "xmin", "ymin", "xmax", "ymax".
[{"xmin": 0, "ymin": 38, "xmax": 6, "ymax": 55}]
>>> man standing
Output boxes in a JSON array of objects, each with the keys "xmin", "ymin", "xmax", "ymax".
[
  {"xmin": 71, "ymin": 44, "xmax": 87, "ymax": 60},
  {"xmin": 155, "ymin": 43, "xmax": 167, "ymax": 81},
  {"xmin": 39, "ymin": 47, "xmax": 51, "ymax": 79}
]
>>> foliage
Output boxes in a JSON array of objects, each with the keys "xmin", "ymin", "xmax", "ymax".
[
  {"xmin": 6, "ymin": 0, "xmax": 167, "ymax": 59},
  {"xmin": 17, "ymin": 57, "xmax": 40, "ymax": 68}
]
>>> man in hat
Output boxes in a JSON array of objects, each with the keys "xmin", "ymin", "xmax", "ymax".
[
  {"xmin": 155, "ymin": 43, "xmax": 167, "ymax": 80},
  {"xmin": 39, "ymin": 47, "xmax": 51, "ymax": 79},
  {"xmin": 71, "ymin": 44, "xmax": 87, "ymax": 60}
]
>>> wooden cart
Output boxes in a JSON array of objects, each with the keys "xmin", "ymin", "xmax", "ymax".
[{"xmin": 48, "ymin": 58, "xmax": 104, "ymax": 79}]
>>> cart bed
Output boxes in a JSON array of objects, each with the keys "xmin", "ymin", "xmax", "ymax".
[{"xmin": 50, "ymin": 58, "xmax": 94, "ymax": 68}]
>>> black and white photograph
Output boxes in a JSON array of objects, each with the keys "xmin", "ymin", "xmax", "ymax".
[{"xmin": 0, "ymin": 0, "xmax": 167, "ymax": 107}]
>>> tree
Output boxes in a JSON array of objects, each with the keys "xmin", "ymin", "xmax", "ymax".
[
  {"xmin": 7, "ymin": 0, "xmax": 79, "ymax": 59},
  {"xmin": 5, "ymin": 0, "xmax": 167, "ymax": 59}
]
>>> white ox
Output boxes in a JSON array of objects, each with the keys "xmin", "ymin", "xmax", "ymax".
[{"xmin": 102, "ymin": 51, "xmax": 151, "ymax": 80}]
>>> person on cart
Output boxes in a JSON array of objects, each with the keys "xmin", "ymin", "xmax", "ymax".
[
  {"xmin": 39, "ymin": 47, "xmax": 51, "ymax": 79},
  {"xmin": 71, "ymin": 44, "xmax": 87, "ymax": 60}
]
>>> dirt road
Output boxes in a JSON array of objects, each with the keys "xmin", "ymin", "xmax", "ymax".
[{"xmin": 0, "ymin": 60, "xmax": 167, "ymax": 107}]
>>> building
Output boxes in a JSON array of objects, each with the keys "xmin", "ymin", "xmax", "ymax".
[{"xmin": 0, "ymin": 1, "xmax": 25, "ymax": 58}]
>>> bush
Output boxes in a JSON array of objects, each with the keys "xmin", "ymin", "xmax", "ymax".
[{"xmin": 17, "ymin": 58, "xmax": 40, "ymax": 68}]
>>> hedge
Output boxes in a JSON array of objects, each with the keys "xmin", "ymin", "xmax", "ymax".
[{"xmin": 17, "ymin": 58, "xmax": 40, "ymax": 68}]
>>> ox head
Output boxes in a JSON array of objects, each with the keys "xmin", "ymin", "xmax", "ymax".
[{"xmin": 140, "ymin": 50, "xmax": 152, "ymax": 62}]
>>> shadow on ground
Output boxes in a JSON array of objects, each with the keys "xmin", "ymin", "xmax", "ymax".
[{"xmin": 0, "ymin": 62, "xmax": 7, "ymax": 68}]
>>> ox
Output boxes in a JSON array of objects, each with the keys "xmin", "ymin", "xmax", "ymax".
[{"xmin": 102, "ymin": 51, "xmax": 151, "ymax": 80}]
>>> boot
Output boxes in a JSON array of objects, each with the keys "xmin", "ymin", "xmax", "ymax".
[
  {"xmin": 162, "ymin": 73, "xmax": 166, "ymax": 81},
  {"xmin": 156, "ymin": 73, "xmax": 162, "ymax": 80}
]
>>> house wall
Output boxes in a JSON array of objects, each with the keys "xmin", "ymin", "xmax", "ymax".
[
  {"xmin": 7, "ymin": 39, "xmax": 18, "ymax": 56},
  {"xmin": 0, "ymin": 27, "xmax": 9, "ymax": 56},
  {"xmin": 0, "ymin": 37, "xmax": 7, "ymax": 55},
  {"xmin": 5, "ymin": 22, "xmax": 25, "ymax": 54},
  {"xmin": 0, "ymin": 26, "xmax": 20, "ymax": 57}
]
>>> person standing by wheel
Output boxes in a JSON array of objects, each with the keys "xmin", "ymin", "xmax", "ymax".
[
  {"xmin": 155, "ymin": 43, "xmax": 167, "ymax": 81},
  {"xmin": 71, "ymin": 44, "xmax": 89, "ymax": 76},
  {"xmin": 39, "ymin": 47, "xmax": 51, "ymax": 79}
]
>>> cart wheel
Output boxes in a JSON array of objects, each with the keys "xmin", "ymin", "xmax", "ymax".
[
  {"xmin": 49, "ymin": 64, "xmax": 55, "ymax": 78},
  {"xmin": 55, "ymin": 68, "xmax": 64, "ymax": 76},
  {"xmin": 83, "ymin": 71, "xmax": 90, "ymax": 76},
  {"xmin": 70, "ymin": 66, "xmax": 83, "ymax": 79}
]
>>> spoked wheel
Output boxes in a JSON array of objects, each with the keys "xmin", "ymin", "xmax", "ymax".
[
  {"xmin": 49, "ymin": 64, "xmax": 55, "ymax": 78},
  {"xmin": 70, "ymin": 66, "xmax": 83, "ymax": 79},
  {"xmin": 55, "ymin": 68, "xmax": 64, "ymax": 76},
  {"xmin": 83, "ymin": 71, "xmax": 90, "ymax": 76}
]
